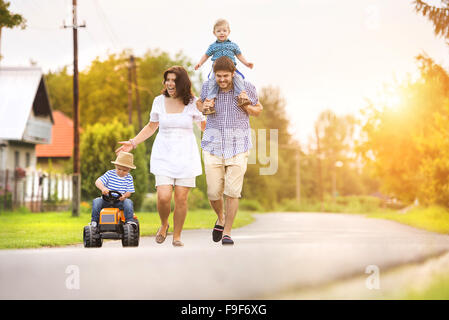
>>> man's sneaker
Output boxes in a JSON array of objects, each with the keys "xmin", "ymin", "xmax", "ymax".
[
  {"xmin": 212, "ymin": 219, "xmax": 224, "ymax": 242},
  {"xmin": 222, "ymin": 235, "xmax": 234, "ymax": 245}
]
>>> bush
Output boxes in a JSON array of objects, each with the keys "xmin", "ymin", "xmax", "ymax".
[
  {"xmin": 140, "ymin": 194, "xmax": 158, "ymax": 212},
  {"xmin": 277, "ymin": 196, "xmax": 384, "ymax": 213},
  {"xmin": 239, "ymin": 199, "xmax": 264, "ymax": 212},
  {"xmin": 188, "ymin": 188, "xmax": 209, "ymax": 210}
]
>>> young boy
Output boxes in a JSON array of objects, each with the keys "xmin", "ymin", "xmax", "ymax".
[
  {"xmin": 90, "ymin": 152, "xmax": 136, "ymax": 227},
  {"xmin": 195, "ymin": 19, "xmax": 254, "ymax": 112}
]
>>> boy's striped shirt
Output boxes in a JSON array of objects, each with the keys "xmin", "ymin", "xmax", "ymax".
[{"xmin": 99, "ymin": 169, "xmax": 135, "ymax": 195}]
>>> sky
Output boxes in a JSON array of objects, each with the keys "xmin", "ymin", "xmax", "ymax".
[{"xmin": 3, "ymin": 0, "xmax": 449, "ymax": 145}]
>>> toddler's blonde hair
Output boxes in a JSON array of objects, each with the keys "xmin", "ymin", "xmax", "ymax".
[{"xmin": 213, "ymin": 19, "xmax": 230, "ymax": 32}]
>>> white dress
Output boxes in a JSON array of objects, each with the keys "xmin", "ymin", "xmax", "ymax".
[{"xmin": 149, "ymin": 95, "xmax": 206, "ymax": 178}]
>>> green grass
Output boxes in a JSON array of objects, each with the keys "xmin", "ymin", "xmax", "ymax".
[
  {"xmin": 366, "ymin": 205, "xmax": 449, "ymax": 234},
  {"xmin": 402, "ymin": 274, "xmax": 449, "ymax": 300},
  {"xmin": 0, "ymin": 209, "xmax": 254, "ymax": 249}
]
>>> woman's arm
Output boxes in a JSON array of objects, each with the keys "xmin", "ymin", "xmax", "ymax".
[{"xmin": 115, "ymin": 121, "xmax": 159, "ymax": 154}]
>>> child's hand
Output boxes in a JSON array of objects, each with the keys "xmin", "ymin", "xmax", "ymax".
[
  {"xmin": 119, "ymin": 195, "xmax": 126, "ymax": 201},
  {"xmin": 102, "ymin": 188, "xmax": 110, "ymax": 195},
  {"xmin": 246, "ymin": 62, "xmax": 254, "ymax": 69},
  {"xmin": 194, "ymin": 63, "xmax": 201, "ymax": 70}
]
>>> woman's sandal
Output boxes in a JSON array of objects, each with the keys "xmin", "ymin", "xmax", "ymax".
[
  {"xmin": 172, "ymin": 240, "xmax": 184, "ymax": 247},
  {"xmin": 212, "ymin": 219, "xmax": 224, "ymax": 242},
  {"xmin": 155, "ymin": 224, "xmax": 169, "ymax": 244}
]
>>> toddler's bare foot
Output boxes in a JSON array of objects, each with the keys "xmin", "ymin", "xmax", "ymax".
[{"xmin": 237, "ymin": 91, "xmax": 251, "ymax": 108}]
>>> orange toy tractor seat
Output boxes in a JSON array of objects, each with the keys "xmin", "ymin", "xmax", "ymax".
[{"xmin": 83, "ymin": 190, "xmax": 140, "ymax": 248}]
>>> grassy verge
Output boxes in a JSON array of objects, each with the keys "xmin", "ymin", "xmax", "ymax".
[
  {"xmin": 0, "ymin": 209, "xmax": 254, "ymax": 249},
  {"xmin": 365, "ymin": 205, "xmax": 449, "ymax": 234},
  {"xmin": 402, "ymin": 274, "xmax": 449, "ymax": 300}
]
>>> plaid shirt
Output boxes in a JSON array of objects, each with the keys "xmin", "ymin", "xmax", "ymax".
[
  {"xmin": 206, "ymin": 39, "xmax": 241, "ymax": 65},
  {"xmin": 200, "ymin": 79, "xmax": 258, "ymax": 159}
]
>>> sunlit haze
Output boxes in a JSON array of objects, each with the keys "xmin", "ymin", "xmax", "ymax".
[{"xmin": 4, "ymin": 0, "xmax": 449, "ymax": 144}]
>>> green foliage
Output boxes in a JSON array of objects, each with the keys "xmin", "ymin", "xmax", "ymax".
[
  {"xmin": 0, "ymin": 0, "xmax": 26, "ymax": 29},
  {"xmin": 359, "ymin": 54, "xmax": 449, "ymax": 206},
  {"xmin": 46, "ymin": 49, "xmax": 199, "ymax": 127},
  {"xmin": 80, "ymin": 120, "xmax": 149, "ymax": 210},
  {"xmin": 278, "ymin": 196, "xmax": 385, "ymax": 214},
  {"xmin": 239, "ymin": 199, "xmax": 264, "ymax": 212},
  {"xmin": 244, "ymin": 86, "xmax": 298, "ymax": 209},
  {"xmin": 187, "ymin": 188, "xmax": 209, "ymax": 210}
]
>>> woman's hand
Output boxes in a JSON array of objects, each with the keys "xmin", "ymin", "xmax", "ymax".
[{"xmin": 115, "ymin": 141, "xmax": 133, "ymax": 154}]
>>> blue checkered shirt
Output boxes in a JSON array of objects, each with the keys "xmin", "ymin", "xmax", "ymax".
[
  {"xmin": 206, "ymin": 39, "xmax": 241, "ymax": 65},
  {"xmin": 200, "ymin": 79, "xmax": 258, "ymax": 159}
]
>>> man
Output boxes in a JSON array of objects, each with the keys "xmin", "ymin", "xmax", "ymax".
[{"xmin": 196, "ymin": 56, "xmax": 263, "ymax": 245}]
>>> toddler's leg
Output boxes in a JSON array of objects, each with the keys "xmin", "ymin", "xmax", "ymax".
[
  {"xmin": 233, "ymin": 72, "xmax": 246, "ymax": 97},
  {"xmin": 233, "ymin": 73, "xmax": 251, "ymax": 108},
  {"xmin": 122, "ymin": 199, "xmax": 135, "ymax": 222},
  {"xmin": 91, "ymin": 197, "xmax": 104, "ymax": 223},
  {"xmin": 206, "ymin": 73, "xmax": 219, "ymax": 100}
]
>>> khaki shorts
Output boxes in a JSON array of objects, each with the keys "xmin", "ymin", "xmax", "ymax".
[
  {"xmin": 202, "ymin": 150, "xmax": 249, "ymax": 200},
  {"xmin": 155, "ymin": 175, "xmax": 196, "ymax": 188}
]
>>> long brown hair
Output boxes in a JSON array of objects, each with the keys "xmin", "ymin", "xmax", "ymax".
[{"xmin": 161, "ymin": 66, "xmax": 194, "ymax": 105}]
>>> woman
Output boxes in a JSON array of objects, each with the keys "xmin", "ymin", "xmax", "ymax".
[{"xmin": 115, "ymin": 66, "xmax": 206, "ymax": 247}]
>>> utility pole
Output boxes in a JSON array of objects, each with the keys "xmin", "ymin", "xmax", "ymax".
[
  {"xmin": 130, "ymin": 55, "xmax": 142, "ymax": 130},
  {"xmin": 127, "ymin": 58, "xmax": 133, "ymax": 125},
  {"xmin": 64, "ymin": 0, "xmax": 85, "ymax": 217},
  {"xmin": 296, "ymin": 149, "xmax": 300, "ymax": 203},
  {"xmin": 315, "ymin": 125, "xmax": 324, "ymax": 211}
]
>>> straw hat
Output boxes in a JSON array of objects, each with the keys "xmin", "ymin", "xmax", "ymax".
[{"xmin": 111, "ymin": 152, "xmax": 136, "ymax": 169}]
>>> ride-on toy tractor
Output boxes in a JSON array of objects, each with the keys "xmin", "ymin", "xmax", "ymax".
[{"xmin": 83, "ymin": 190, "xmax": 140, "ymax": 248}]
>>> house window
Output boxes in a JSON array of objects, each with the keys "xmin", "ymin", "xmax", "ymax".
[
  {"xmin": 26, "ymin": 152, "xmax": 30, "ymax": 168},
  {"xmin": 14, "ymin": 151, "xmax": 20, "ymax": 168}
]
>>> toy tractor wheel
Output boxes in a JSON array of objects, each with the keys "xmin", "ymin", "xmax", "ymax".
[
  {"xmin": 83, "ymin": 225, "xmax": 103, "ymax": 248},
  {"xmin": 122, "ymin": 220, "xmax": 139, "ymax": 247}
]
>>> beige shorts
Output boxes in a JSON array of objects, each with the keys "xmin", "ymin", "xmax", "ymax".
[
  {"xmin": 202, "ymin": 150, "xmax": 249, "ymax": 200},
  {"xmin": 155, "ymin": 175, "xmax": 196, "ymax": 188}
]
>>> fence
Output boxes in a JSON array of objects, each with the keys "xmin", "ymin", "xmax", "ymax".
[{"xmin": 0, "ymin": 169, "xmax": 73, "ymax": 212}]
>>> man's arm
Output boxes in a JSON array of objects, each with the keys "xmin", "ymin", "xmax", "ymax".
[{"xmin": 242, "ymin": 101, "xmax": 263, "ymax": 117}]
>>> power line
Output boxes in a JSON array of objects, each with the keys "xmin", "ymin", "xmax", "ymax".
[{"xmin": 92, "ymin": 0, "xmax": 121, "ymax": 51}]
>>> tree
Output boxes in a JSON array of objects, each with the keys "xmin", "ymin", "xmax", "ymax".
[
  {"xmin": 0, "ymin": 0, "xmax": 26, "ymax": 60},
  {"xmin": 414, "ymin": 0, "xmax": 449, "ymax": 40},
  {"xmin": 312, "ymin": 110, "xmax": 362, "ymax": 197},
  {"xmin": 358, "ymin": 54, "xmax": 449, "ymax": 205},
  {"xmin": 243, "ymin": 86, "xmax": 299, "ymax": 209},
  {"xmin": 80, "ymin": 120, "xmax": 149, "ymax": 210}
]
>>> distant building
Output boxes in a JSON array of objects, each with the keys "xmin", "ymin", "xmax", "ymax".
[
  {"xmin": 0, "ymin": 67, "xmax": 54, "ymax": 172},
  {"xmin": 36, "ymin": 110, "xmax": 74, "ymax": 172}
]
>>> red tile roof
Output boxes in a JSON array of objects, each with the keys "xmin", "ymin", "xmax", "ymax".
[{"xmin": 36, "ymin": 111, "xmax": 73, "ymax": 158}]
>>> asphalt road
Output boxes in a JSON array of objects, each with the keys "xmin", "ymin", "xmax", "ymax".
[{"xmin": 1, "ymin": 212, "xmax": 449, "ymax": 299}]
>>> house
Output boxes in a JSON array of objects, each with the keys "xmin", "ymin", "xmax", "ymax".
[
  {"xmin": 0, "ymin": 67, "xmax": 54, "ymax": 172},
  {"xmin": 36, "ymin": 110, "xmax": 74, "ymax": 172}
]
